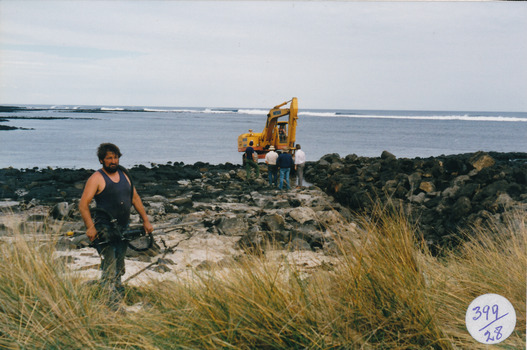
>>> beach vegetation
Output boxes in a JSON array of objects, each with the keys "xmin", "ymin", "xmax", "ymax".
[{"xmin": 0, "ymin": 206, "xmax": 525, "ymax": 349}]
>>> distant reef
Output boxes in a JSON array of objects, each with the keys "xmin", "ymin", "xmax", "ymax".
[
  {"xmin": 0, "ymin": 125, "xmax": 32, "ymax": 131},
  {"xmin": 0, "ymin": 107, "xmax": 97, "ymax": 131},
  {"xmin": 0, "ymin": 106, "xmax": 34, "ymax": 113}
]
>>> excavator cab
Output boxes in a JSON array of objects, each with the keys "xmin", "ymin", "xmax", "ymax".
[
  {"xmin": 238, "ymin": 97, "xmax": 298, "ymax": 159},
  {"xmin": 277, "ymin": 122, "xmax": 288, "ymax": 144}
]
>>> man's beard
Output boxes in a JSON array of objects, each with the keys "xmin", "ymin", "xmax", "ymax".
[{"xmin": 103, "ymin": 163, "xmax": 118, "ymax": 174}]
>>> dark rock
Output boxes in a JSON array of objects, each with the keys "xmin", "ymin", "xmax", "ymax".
[
  {"xmin": 304, "ymin": 151, "xmax": 527, "ymax": 250},
  {"xmin": 473, "ymin": 180, "xmax": 509, "ymax": 202},
  {"xmin": 457, "ymin": 183, "xmax": 479, "ymax": 199},
  {"xmin": 260, "ymin": 214, "xmax": 285, "ymax": 232},
  {"xmin": 381, "ymin": 150, "xmax": 396, "ymax": 160},
  {"xmin": 452, "ymin": 196, "xmax": 472, "ymax": 219}
]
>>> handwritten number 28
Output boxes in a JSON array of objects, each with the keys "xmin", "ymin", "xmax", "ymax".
[{"xmin": 484, "ymin": 326, "xmax": 503, "ymax": 342}]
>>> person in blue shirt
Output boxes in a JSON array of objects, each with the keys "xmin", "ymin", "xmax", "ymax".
[{"xmin": 276, "ymin": 148, "xmax": 294, "ymax": 190}]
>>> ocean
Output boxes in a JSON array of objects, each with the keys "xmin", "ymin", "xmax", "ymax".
[{"xmin": 1, "ymin": 104, "xmax": 526, "ymax": 170}]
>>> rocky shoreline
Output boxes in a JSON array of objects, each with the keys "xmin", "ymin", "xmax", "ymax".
[
  {"xmin": 305, "ymin": 151, "xmax": 527, "ymax": 249},
  {"xmin": 0, "ymin": 161, "xmax": 354, "ymax": 284},
  {"xmin": 0, "ymin": 151, "xmax": 525, "ymax": 282},
  {"xmin": 0, "ymin": 161, "xmax": 355, "ymax": 252}
]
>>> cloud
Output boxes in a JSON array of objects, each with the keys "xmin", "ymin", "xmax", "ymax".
[{"xmin": 1, "ymin": 1, "xmax": 526, "ymax": 111}]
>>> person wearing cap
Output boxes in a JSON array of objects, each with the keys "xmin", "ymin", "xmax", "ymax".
[
  {"xmin": 294, "ymin": 144, "xmax": 306, "ymax": 188},
  {"xmin": 265, "ymin": 146, "xmax": 279, "ymax": 186},
  {"xmin": 243, "ymin": 141, "xmax": 260, "ymax": 180},
  {"xmin": 276, "ymin": 148, "xmax": 294, "ymax": 190}
]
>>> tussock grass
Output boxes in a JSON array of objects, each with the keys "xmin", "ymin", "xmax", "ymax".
[
  {"xmin": 323, "ymin": 205, "xmax": 451, "ymax": 349},
  {"xmin": 425, "ymin": 212, "xmax": 526, "ymax": 349},
  {"xmin": 0, "ymin": 206, "xmax": 525, "ymax": 349},
  {"xmin": 0, "ymin": 231, "xmax": 155, "ymax": 349}
]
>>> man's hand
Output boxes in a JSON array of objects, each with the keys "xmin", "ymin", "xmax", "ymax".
[
  {"xmin": 86, "ymin": 226, "xmax": 98, "ymax": 241},
  {"xmin": 143, "ymin": 221, "xmax": 154, "ymax": 235}
]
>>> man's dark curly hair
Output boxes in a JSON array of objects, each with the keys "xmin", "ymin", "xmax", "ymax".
[{"xmin": 97, "ymin": 143, "xmax": 122, "ymax": 161}]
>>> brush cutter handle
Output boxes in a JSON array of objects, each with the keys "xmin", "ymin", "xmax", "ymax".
[{"xmin": 88, "ymin": 207, "xmax": 154, "ymax": 251}]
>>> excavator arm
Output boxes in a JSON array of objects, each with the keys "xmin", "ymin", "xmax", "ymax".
[
  {"xmin": 237, "ymin": 97, "xmax": 298, "ymax": 158},
  {"xmin": 261, "ymin": 98, "xmax": 298, "ymax": 148}
]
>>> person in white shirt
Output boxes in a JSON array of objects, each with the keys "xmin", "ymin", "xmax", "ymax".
[
  {"xmin": 294, "ymin": 144, "xmax": 306, "ymax": 188},
  {"xmin": 265, "ymin": 146, "xmax": 279, "ymax": 186}
]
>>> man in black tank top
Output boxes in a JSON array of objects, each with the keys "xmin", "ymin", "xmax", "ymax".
[{"xmin": 79, "ymin": 143, "xmax": 153, "ymax": 301}]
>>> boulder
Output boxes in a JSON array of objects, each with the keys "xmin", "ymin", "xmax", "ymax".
[
  {"xmin": 452, "ymin": 196, "xmax": 472, "ymax": 219},
  {"xmin": 50, "ymin": 202, "xmax": 72, "ymax": 219},
  {"xmin": 419, "ymin": 181, "xmax": 436, "ymax": 193},
  {"xmin": 289, "ymin": 207, "xmax": 317, "ymax": 225},
  {"xmin": 260, "ymin": 214, "xmax": 286, "ymax": 232},
  {"xmin": 381, "ymin": 150, "xmax": 396, "ymax": 160},
  {"xmin": 216, "ymin": 216, "xmax": 249, "ymax": 236},
  {"xmin": 469, "ymin": 152, "xmax": 495, "ymax": 171}
]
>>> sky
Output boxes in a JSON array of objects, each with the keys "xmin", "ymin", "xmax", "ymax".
[{"xmin": 0, "ymin": 1, "xmax": 526, "ymax": 112}]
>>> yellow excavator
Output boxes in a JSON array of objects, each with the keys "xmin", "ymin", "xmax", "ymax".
[{"xmin": 238, "ymin": 97, "xmax": 298, "ymax": 159}]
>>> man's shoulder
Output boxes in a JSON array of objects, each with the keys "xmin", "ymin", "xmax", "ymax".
[
  {"xmin": 89, "ymin": 169, "xmax": 103, "ymax": 179},
  {"xmin": 82, "ymin": 170, "xmax": 104, "ymax": 195},
  {"xmin": 86, "ymin": 170, "xmax": 104, "ymax": 184}
]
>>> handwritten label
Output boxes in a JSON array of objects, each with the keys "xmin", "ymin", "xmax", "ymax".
[{"xmin": 465, "ymin": 294, "xmax": 516, "ymax": 344}]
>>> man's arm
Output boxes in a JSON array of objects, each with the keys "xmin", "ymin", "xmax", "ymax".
[
  {"xmin": 79, "ymin": 173, "xmax": 102, "ymax": 241},
  {"xmin": 132, "ymin": 188, "xmax": 154, "ymax": 234}
]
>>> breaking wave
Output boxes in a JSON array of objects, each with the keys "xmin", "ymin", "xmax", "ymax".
[{"xmin": 2, "ymin": 104, "xmax": 526, "ymax": 122}]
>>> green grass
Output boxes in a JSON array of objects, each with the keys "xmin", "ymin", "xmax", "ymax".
[{"xmin": 0, "ymin": 206, "xmax": 525, "ymax": 349}]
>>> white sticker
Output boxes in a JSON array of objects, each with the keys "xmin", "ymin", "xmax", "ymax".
[{"xmin": 465, "ymin": 294, "xmax": 516, "ymax": 344}]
